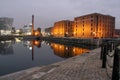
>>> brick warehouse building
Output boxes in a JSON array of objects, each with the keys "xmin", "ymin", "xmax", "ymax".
[
  {"xmin": 52, "ymin": 20, "xmax": 74, "ymax": 37},
  {"xmin": 49, "ymin": 13, "xmax": 115, "ymax": 38},
  {"xmin": 73, "ymin": 13, "xmax": 115, "ymax": 38}
]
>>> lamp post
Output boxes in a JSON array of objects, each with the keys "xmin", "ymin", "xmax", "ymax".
[
  {"xmin": 92, "ymin": 32, "xmax": 101, "ymax": 47},
  {"xmin": 92, "ymin": 32, "xmax": 96, "ymax": 38},
  {"xmin": 0, "ymin": 30, "xmax": 1, "ymax": 36},
  {"xmin": 65, "ymin": 32, "xmax": 68, "ymax": 37}
]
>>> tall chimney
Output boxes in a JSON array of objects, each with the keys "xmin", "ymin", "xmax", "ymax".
[{"xmin": 32, "ymin": 15, "xmax": 34, "ymax": 35}]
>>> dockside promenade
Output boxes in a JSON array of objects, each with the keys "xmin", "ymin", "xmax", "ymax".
[{"xmin": 0, "ymin": 47, "xmax": 114, "ymax": 80}]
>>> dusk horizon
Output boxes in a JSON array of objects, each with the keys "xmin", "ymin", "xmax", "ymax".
[{"xmin": 0, "ymin": 0, "xmax": 120, "ymax": 29}]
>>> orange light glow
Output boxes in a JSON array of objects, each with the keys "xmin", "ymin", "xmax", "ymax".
[
  {"xmin": 32, "ymin": 40, "xmax": 41, "ymax": 48},
  {"xmin": 34, "ymin": 31, "xmax": 40, "ymax": 36},
  {"xmin": 34, "ymin": 41, "xmax": 40, "ymax": 46},
  {"xmin": 50, "ymin": 43, "xmax": 89, "ymax": 58}
]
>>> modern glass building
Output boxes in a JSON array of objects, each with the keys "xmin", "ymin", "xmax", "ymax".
[{"xmin": 0, "ymin": 17, "xmax": 14, "ymax": 35}]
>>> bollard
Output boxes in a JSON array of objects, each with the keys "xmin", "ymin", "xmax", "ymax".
[
  {"xmin": 112, "ymin": 47, "xmax": 120, "ymax": 80},
  {"xmin": 100, "ymin": 44, "xmax": 104, "ymax": 60},
  {"xmin": 108, "ymin": 42, "xmax": 111, "ymax": 52},
  {"xmin": 102, "ymin": 43, "xmax": 107, "ymax": 68},
  {"xmin": 113, "ymin": 42, "xmax": 115, "ymax": 50},
  {"xmin": 110, "ymin": 42, "xmax": 112, "ymax": 52}
]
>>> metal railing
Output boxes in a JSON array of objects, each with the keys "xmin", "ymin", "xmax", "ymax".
[{"xmin": 101, "ymin": 41, "xmax": 120, "ymax": 80}]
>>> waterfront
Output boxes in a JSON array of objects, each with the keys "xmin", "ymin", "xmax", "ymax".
[{"xmin": 0, "ymin": 38, "xmax": 94, "ymax": 76}]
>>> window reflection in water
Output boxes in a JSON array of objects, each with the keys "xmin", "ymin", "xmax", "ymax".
[
  {"xmin": 50, "ymin": 43, "xmax": 89, "ymax": 58},
  {"xmin": 0, "ymin": 38, "xmax": 90, "ymax": 60}
]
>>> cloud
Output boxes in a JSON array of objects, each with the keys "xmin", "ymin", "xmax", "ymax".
[{"xmin": 0, "ymin": 0, "xmax": 120, "ymax": 28}]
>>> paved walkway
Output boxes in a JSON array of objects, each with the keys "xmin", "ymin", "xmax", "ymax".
[{"xmin": 0, "ymin": 48, "xmax": 110, "ymax": 80}]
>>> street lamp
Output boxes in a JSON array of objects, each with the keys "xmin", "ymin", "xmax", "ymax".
[{"xmin": 92, "ymin": 32, "xmax": 96, "ymax": 38}]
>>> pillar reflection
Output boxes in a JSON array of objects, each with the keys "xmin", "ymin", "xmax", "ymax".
[
  {"xmin": 31, "ymin": 40, "xmax": 41, "ymax": 60},
  {"xmin": 23, "ymin": 40, "xmax": 41, "ymax": 60}
]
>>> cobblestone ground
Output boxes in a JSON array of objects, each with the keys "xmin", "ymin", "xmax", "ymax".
[{"xmin": 0, "ymin": 48, "xmax": 110, "ymax": 80}]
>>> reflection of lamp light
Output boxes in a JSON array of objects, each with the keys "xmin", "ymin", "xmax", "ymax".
[
  {"xmin": 15, "ymin": 38, "xmax": 21, "ymax": 42},
  {"xmin": 34, "ymin": 41, "xmax": 39, "ymax": 45},
  {"xmin": 27, "ymin": 41, "xmax": 30, "ymax": 44},
  {"xmin": 73, "ymin": 48, "xmax": 75, "ymax": 52},
  {"xmin": 29, "ymin": 46, "xmax": 32, "ymax": 50},
  {"xmin": 60, "ymin": 46, "xmax": 62, "ymax": 48},
  {"xmin": 34, "ymin": 31, "xmax": 40, "ymax": 36},
  {"xmin": 47, "ymin": 43, "xmax": 49, "ymax": 45},
  {"xmin": 55, "ymin": 44, "xmax": 57, "ymax": 47}
]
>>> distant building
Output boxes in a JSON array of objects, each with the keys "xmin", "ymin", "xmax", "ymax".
[
  {"xmin": 15, "ymin": 29, "xmax": 22, "ymax": 35},
  {"xmin": 0, "ymin": 17, "xmax": 14, "ymax": 35},
  {"xmin": 74, "ymin": 13, "xmax": 115, "ymax": 38},
  {"xmin": 114, "ymin": 29, "xmax": 120, "ymax": 37},
  {"xmin": 40, "ymin": 29, "xmax": 45, "ymax": 36},
  {"xmin": 34, "ymin": 28, "xmax": 42, "ymax": 36},
  {"xmin": 22, "ymin": 24, "xmax": 32, "ymax": 35},
  {"xmin": 45, "ymin": 13, "xmax": 115, "ymax": 38},
  {"xmin": 52, "ymin": 20, "xmax": 73, "ymax": 37},
  {"xmin": 45, "ymin": 27, "xmax": 53, "ymax": 36}
]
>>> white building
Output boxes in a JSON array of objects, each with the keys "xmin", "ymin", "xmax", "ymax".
[{"xmin": 22, "ymin": 24, "xmax": 32, "ymax": 35}]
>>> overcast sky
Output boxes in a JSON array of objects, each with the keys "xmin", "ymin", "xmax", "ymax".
[{"xmin": 0, "ymin": 0, "xmax": 120, "ymax": 29}]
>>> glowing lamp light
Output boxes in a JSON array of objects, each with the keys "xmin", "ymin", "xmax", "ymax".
[
  {"xmin": 66, "ymin": 32, "xmax": 68, "ymax": 34},
  {"xmin": 34, "ymin": 31, "xmax": 40, "ymax": 36},
  {"xmin": 74, "ymin": 32, "xmax": 76, "ymax": 34},
  {"xmin": 60, "ymin": 46, "xmax": 62, "ymax": 48},
  {"xmin": 73, "ymin": 48, "xmax": 75, "ymax": 52},
  {"xmin": 27, "ymin": 32, "xmax": 32, "ymax": 35},
  {"xmin": 55, "ymin": 44, "xmax": 57, "ymax": 47}
]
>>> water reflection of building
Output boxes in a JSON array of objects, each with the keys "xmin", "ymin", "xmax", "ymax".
[
  {"xmin": 0, "ymin": 40, "xmax": 15, "ymax": 55},
  {"xmin": 23, "ymin": 40, "xmax": 41, "ymax": 60},
  {"xmin": 50, "ymin": 43, "xmax": 89, "ymax": 58},
  {"xmin": 23, "ymin": 40, "xmax": 41, "ymax": 49}
]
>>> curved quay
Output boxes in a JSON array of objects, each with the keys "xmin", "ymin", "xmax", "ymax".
[{"xmin": 0, "ymin": 48, "xmax": 110, "ymax": 80}]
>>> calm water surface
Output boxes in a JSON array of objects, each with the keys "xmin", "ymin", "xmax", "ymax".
[{"xmin": 0, "ymin": 38, "xmax": 93, "ymax": 76}]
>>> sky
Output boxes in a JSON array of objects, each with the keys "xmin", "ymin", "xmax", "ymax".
[{"xmin": 0, "ymin": 0, "xmax": 120, "ymax": 29}]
